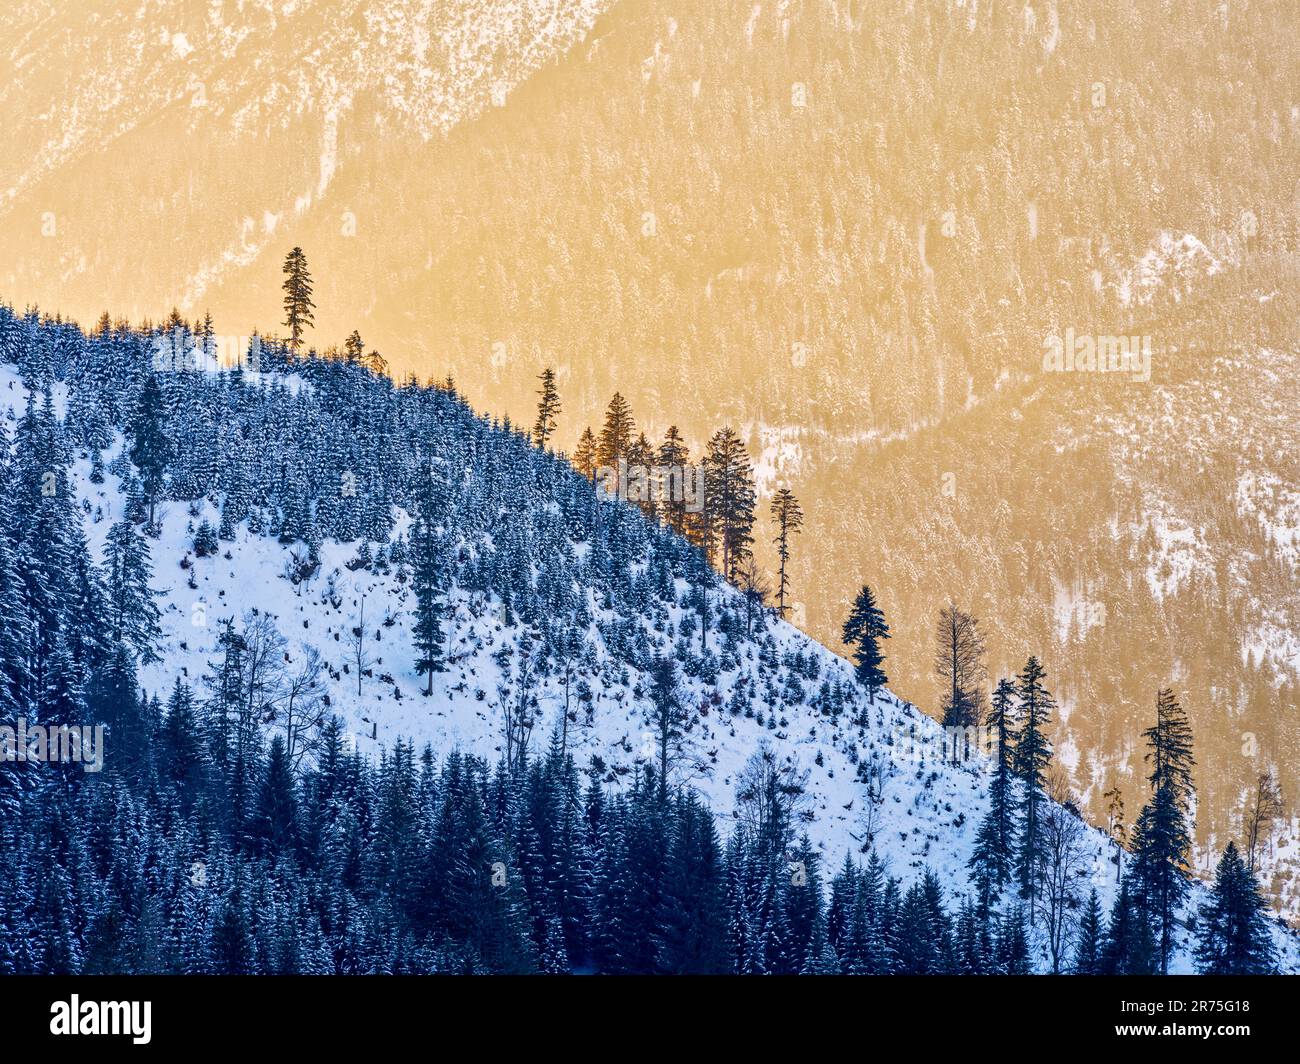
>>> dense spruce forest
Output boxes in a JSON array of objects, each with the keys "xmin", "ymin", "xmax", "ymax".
[{"xmin": 0, "ymin": 301, "xmax": 1282, "ymax": 974}]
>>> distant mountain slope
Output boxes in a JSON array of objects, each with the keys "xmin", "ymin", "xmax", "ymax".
[
  {"xmin": 0, "ymin": 0, "xmax": 612, "ymax": 315},
  {"xmin": 1, "ymin": 307, "xmax": 1294, "ymax": 971}
]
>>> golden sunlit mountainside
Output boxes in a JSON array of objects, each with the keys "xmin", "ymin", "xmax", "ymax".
[{"xmin": 3, "ymin": 0, "xmax": 1299, "ymax": 913}]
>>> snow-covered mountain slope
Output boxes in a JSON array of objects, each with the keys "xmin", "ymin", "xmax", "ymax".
[{"xmin": 1, "ymin": 353, "xmax": 1293, "ymax": 973}]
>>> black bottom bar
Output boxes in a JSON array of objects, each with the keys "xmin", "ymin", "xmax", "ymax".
[{"xmin": 3, "ymin": 974, "xmax": 1293, "ymax": 1050}]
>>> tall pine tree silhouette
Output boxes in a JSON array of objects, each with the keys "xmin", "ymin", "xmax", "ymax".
[
  {"xmin": 1131, "ymin": 687, "xmax": 1195, "ymax": 975},
  {"xmin": 411, "ymin": 516, "xmax": 447, "ymax": 695},
  {"xmin": 280, "ymin": 247, "xmax": 315, "ymax": 355},
  {"xmin": 842, "ymin": 585, "xmax": 890, "ymax": 702},
  {"xmin": 1012, "ymin": 656, "xmax": 1054, "ymax": 904},
  {"xmin": 574, "ymin": 427, "xmax": 598, "ymax": 482},
  {"xmin": 1074, "ymin": 888, "xmax": 1103, "ymax": 973},
  {"xmin": 596, "ymin": 393, "xmax": 635, "ymax": 472},
  {"xmin": 703, "ymin": 427, "xmax": 756, "ymax": 584},
  {"xmin": 532, "ymin": 368, "xmax": 561, "ymax": 449},
  {"xmin": 769, "ymin": 488, "xmax": 803, "ymax": 619},
  {"xmin": 656, "ymin": 426, "xmax": 691, "ymax": 536},
  {"xmin": 969, "ymin": 677, "xmax": 1018, "ymax": 905}
]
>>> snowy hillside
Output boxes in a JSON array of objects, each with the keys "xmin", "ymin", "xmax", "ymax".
[{"xmin": 0, "ymin": 327, "xmax": 1292, "ymax": 972}]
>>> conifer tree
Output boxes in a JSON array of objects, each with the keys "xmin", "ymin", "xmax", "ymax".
[
  {"xmin": 646, "ymin": 656, "xmax": 685, "ymax": 801},
  {"xmin": 655, "ymin": 426, "xmax": 691, "ymax": 536},
  {"xmin": 801, "ymin": 909, "xmax": 840, "ymax": 974},
  {"xmin": 212, "ymin": 882, "xmax": 255, "ymax": 974},
  {"xmin": 624, "ymin": 432, "xmax": 656, "ymax": 518},
  {"xmin": 127, "ymin": 372, "xmax": 172, "ymax": 528},
  {"xmin": 342, "ymin": 330, "xmax": 365, "ymax": 365},
  {"xmin": 703, "ymin": 427, "xmax": 756, "ymax": 584},
  {"xmin": 204, "ymin": 619, "xmax": 246, "ymax": 768},
  {"xmin": 574, "ymin": 427, "xmax": 598, "ymax": 482},
  {"xmin": 684, "ymin": 487, "xmax": 717, "ymax": 566},
  {"xmin": 894, "ymin": 881, "xmax": 941, "ymax": 974},
  {"xmin": 0, "ymin": 505, "xmax": 31, "ymax": 726},
  {"xmin": 37, "ymin": 629, "xmax": 82, "ymax": 721},
  {"xmin": 596, "ymin": 393, "xmax": 635, "ymax": 472},
  {"xmin": 281, "ymin": 247, "xmax": 315, "ymax": 355},
  {"xmin": 162, "ymin": 678, "xmax": 206, "ymax": 809},
  {"xmin": 90, "ymin": 643, "xmax": 151, "ymax": 781},
  {"xmin": 826, "ymin": 852, "xmax": 858, "ymax": 954},
  {"xmin": 255, "ymin": 734, "xmax": 299, "ymax": 857},
  {"xmin": 969, "ymin": 677, "xmax": 1018, "ymax": 905},
  {"xmin": 995, "ymin": 906, "xmax": 1032, "ymax": 974},
  {"xmin": 200, "ymin": 310, "xmax": 216, "ymax": 364},
  {"xmin": 842, "ymin": 877, "xmax": 884, "ymax": 974},
  {"xmin": 1131, "ymin": 688, "xmax": 1195, "ymax": 975},
  {"xmin": 1100, "ymin": 875, "xmax": 1134, "ymax": 974},
  {"xmin": 540, "ymin": 916, "xmax": 570, "ymax": 974},
  {"xmin": 411, "ymin": 516, "xmax": 447, "ymax": 695},
  {"xmin": 532, "ymin": 368, "xmax": 562, "ymax": 449},
  {"xmin": 104, "ymin": 518, "xmax": 162, "ymax": 665},
  {"xmin": 193, "ymin": 519, "xmax": 219, "ymax": 558},
  {"xmin": 1074, "ymin": 888, "xmax": 1103, "ymax": 974},
  {"xmin": 769, "ymin": 488, "xmax": 803, "ymax": 619},
  {"xmin": 954, "ymin": 901, "xmax": 986, "ymax": 974},
  {"xmin": 38, "ymin": 867, "xmax": 81, "ymax": 975},
  {"xmin": 1194, "ymin": 841, "xmax": 1276, "ymax": 974},
  {"xmin": 654, "ymin": 792, "xmax": 727, "ymax": 973},
  {"xmin": 1013, "ymin": 656, "xmax": 1054, "ymax": 901},
  {"xmin": 841, "ymin": 584, "xmax": 889, "ymax": 701}
]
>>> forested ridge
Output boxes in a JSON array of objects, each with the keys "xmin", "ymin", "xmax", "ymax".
[{"xmin": 0, "ymin": 304, "xmax": 1284, "ymax": 974}]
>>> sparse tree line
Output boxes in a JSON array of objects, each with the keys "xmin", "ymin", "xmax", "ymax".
[
  {"xmin": 544, "ymin": 379, "xmax": 807, "ymax": 623},
  {"xmin": 965, "ymin": 661, "xmax": 1279, "ymax": 974},
  {"xmin": 920, "ymin": 600, "xmax": 1285, "ymax": 974},
  {"xmin": 835, "ymin": 582, "xmax": 1279, "ymax": 975},
  {"xmin": 834, "ymin": 584, "xmax": 1281, "ymax": 976}
]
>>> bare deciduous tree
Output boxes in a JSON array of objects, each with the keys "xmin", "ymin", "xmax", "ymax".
[
  {"xmin": 859, "ymin": 755, "xmax": 888, "ymax": 849},
  {"xmin": 734, "ymin": 555, "xmax": 771, "ymax": 637},
  {"xmin": 1244, "ymin": 771, "xmax": 1285, "ymax": 873},
  {"xmin": 934, "ymin": 604, "xmax": 987, "ymax": 762},
  {"xmin": 497, "ymin": 628, "xmax": 540, "ymax": 773},
  {"xmin": 735, "ymin": 743, "xmax": 811, "ymax": 859},
  {"xmin": 238, "ymin": 610, "xmax": 287, "ymax": 753},
  {"xmin": 1046, "ymin": 764, "xmax": 1074, "ymax": 806},
  {"xmin": 1038, "ymin": 802, "xmax": 1089, "ymax": 974},
  {"xmin": 279, "ymin": 644, "xmax": 327, "ymax": 772},
  {"xmin": 556, "ymin": 627, "xmax": 584, "ymax": 762}
]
